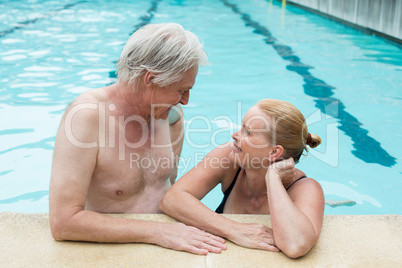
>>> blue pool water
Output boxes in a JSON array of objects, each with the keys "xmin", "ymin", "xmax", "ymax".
[{"xmin": 0, "ymin": 0, "xmax": 401, "ymax": 215}]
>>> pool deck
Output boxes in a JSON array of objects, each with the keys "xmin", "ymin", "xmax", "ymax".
[{"xmin": 0, "ymin": 213, "xmax": 401, "ymax": 267}]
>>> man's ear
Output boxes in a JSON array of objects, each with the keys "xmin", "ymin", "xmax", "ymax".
[
  {"xmin": 268, "ymin": 145, "xmax": 284, "ymax": 162},
  {"xmin": 144, "ymin": 71, "xmax": 156, "ymax": 89}
]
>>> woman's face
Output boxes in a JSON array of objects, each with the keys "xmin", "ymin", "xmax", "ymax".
[{"xmin": 230, "ymin": 105, "xmax": 274, "ymax": 168}]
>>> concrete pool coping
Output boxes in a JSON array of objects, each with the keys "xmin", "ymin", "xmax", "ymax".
[{"xmin": 0, "ymin": 213, "xmax": 401, "ymax": 267}]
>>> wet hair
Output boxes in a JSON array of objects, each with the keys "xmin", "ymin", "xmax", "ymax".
[
  {"xmin": 116, "ymin": 23, "xmax": 208, "ymax": 89},
  {"xmin": 257, "ymin": 99, "xmax": 321, "ymax": 163}
]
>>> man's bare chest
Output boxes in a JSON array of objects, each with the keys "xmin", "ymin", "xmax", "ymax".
[{"xmin": 89, "ymin": 118, "xmax": 174, "ymax": 199}]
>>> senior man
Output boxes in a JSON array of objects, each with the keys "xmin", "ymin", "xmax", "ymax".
[{"xmin": 49, "ymin": 23, "xmax": 226, "ymax": 255}]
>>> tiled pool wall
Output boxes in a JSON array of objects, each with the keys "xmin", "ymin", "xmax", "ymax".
[{"xmin": 286, "ymin": 0, "xmax": 402, "ymax": 42}]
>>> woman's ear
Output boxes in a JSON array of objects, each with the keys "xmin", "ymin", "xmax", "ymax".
[
  {"xmin": 144, "ymin": 71, "xmax": 155, "ymax": 89},
  {"xmin": 268, "ymin": 145, "xmax": 284, "ymax": 162}
]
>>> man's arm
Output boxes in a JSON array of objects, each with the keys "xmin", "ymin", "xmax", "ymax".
[
  {"xmin": 49, "ymin": 98, "xmax": 225, "ymax": 254},
  {"xmin": 168, "ymin": 104, "xmax": 184, "ymax": 184}
]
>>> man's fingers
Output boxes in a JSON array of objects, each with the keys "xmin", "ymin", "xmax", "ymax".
[
  {"xmin": 184, "ymin": 245, "xmax": 209, "ymax": 255},
  {"xmin": 208, "ymin": 233, "xmax": 226, "ymax": 244},
  {"xmin": 197, "ymin": 241, "xmax": 224, "ymax": 254},
  {"xmin": 184, "ymin": 238, "xmax": 225, "ymax": 255},
  {"xmin": 193, "ymin": 230, "xmax": 226, "ymax": 248},
  {"xmin": 203, "ymin": 236, "xmax": 227, "ymax": 249}
]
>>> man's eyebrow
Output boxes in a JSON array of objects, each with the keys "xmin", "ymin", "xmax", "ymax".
[{"xmin": 179, "ymin": 86, "xmax": 192, "ymax": 91}]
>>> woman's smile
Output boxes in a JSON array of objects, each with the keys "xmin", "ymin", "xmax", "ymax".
[{"xmin": 233, "ymin": 143, "xmax": 242, "ymax": 152}]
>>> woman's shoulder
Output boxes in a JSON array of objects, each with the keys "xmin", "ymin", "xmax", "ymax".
[
  {"xmin": 204, "ymin": 143, "xmax": 240, "ymax": 191},
  {"xmin": 288, "ymin": 176, "xmax": 322, "ymax": 191},
  {"xmin": 205, "ymin": 143, "xmax": 238, "ymax": 169},
  {"xmin": 287, "ymin": 172, "xmax": 324, "ymax": 202}
]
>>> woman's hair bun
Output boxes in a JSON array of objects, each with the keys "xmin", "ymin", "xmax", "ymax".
[{"xmin": 307, "ymin": 133, "xmax": 321, "ymax": 148}]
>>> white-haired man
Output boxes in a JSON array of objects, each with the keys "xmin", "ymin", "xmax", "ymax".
[{"xmin": 49, "ymin": 23, "xmax": 226, "ymax": 255}]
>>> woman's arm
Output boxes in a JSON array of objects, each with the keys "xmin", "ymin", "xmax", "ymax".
[
  {"xmin": 160, "ymin": 145, "xmax": 279, "ymax": 252},
  {"xmin": 265, "ymin": 159, "xmax": 325, "ymax": 258}
]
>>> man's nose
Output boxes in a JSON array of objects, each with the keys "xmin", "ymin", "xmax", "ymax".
[{"xmin": 179, "ymin": 90, "xmax": 189, "ymax": 105}]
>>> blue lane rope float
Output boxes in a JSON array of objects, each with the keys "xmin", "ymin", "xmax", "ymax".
[{"xmin": 0, "ymin": 1, "xmax": 88, "ymax": 38}]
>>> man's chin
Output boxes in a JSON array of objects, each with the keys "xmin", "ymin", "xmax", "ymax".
[
  {"xmin": 152, "ymin": 111, "xmax": 170, "ymax": 120},
  {"xmin": 160, "ymin": 114, "xmax": 169, "ymax": 120}
]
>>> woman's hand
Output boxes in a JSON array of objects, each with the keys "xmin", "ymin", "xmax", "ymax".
[
  {"xmin": 227, "ymin": 222, "xmax": 280, "ymax": 252},
  {"xmin": 156, "ymin": 222, "xmax": 227, "ymax": 255},
  {"xmin": 267, "ymin": 158, "xmax": 296, "ymax": 186}
]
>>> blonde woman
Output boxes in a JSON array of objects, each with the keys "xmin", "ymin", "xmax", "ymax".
[{"xmin": 160, "ymin": 99, "xmax": 324, "ymax": 258}]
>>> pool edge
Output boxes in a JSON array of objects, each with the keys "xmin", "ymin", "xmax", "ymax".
[{"xmin": 0, "ymin": 213, "xmax": 400, "ymax": 267}]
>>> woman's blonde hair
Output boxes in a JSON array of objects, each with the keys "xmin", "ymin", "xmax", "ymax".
[{"xmin": 257, "ymin": 99, "xmax": 321, "ymax": 163}]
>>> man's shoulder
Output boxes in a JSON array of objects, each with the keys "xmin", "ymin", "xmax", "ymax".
[
  {"xmin": 62, "ymin": 87, "xmax": 110, "ymax": 128},
  {"xmin": 65, "ymin": 86, "xmax": 110, "ymax": 116},
  {"xmin": 72, "ymin": 87, "xmax": 109, "ymax": 105}
]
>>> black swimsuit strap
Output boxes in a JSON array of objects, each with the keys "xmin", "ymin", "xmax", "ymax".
[
  {"xmin": 285, "ymin": 176, "xmax": 307, "ymax": 191},
  {"xmin": 216, "ymin": 171, "xmax": 307, "ymax": 213},
  {"xmin": 224, "ymin": 167, "xmax": 242, "ymax": 195},
  {"xmin": 215, "ymin": 167, "xmax": 242, "ymax": 213}
]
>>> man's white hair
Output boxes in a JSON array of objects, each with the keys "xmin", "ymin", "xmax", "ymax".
[{"xmin": 116, "ymin": 23, "xmax": 208, "ymax": 89}]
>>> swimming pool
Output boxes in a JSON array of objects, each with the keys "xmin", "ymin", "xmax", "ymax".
[{"xmin": 0, "ymin": 0, "xmax": 401, "ymax": 215}]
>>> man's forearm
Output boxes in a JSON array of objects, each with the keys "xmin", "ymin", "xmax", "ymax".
[
  {"xmin": 50, "ymin": 209, "xmax": 227, "ymax": 255},
  {"xmin": 51, "ymin": 210, "xmax": 163, "ymax": 244}
]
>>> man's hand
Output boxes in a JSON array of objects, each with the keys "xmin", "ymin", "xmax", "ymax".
[
  {"xmin": 227, "ymin": 222, "xmax": 279, "ymax": 252},
  {"xmin": 267, "ymin": 158, "xmax": 296, "ymax": 186},
  {"xmin": 156, "ymin": 223, "xmax": 227, "ymax": 255}
]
